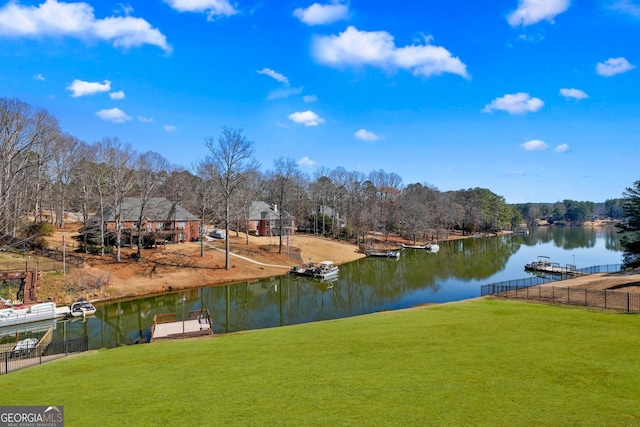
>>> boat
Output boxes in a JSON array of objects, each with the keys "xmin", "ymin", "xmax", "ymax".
[
  {"xmin": 426, "ymin": 243, "xmax": 440, "ymax": 253},
  {"xmin": 401, "ymin": 244, "xmax": 428, "ymax": 249},
  {"xmin": 524, "ymin": 256, "xmax": 574, "ymax": 274},
  {"xmin": 290, "ymin": 261, "xmax": 339, "ymax": 279},
  {"xmin": 312, "ymin": 261, "xmax": 339, "ymax": 279},
  {"xmin": 290, "ymin": 262, "xmax": 316, "ymax": 276},
  {"xmin": 524, "ymin": 256, "xmax": 553, "ymax": 270},
  {"xmin": 364, "ymin": 249, "xmax": 400, "ymax": 259},
  {"xmin": 11, "ymin": 338, "xmax": 38, "ymax": 358},
  {"xmin": 401, "ymin": 243, "xmax": 439, "ymax": 252},
  {"xmin": 69, "ymin": 299, "xmax": 97, "ymax": 318},
  {"xmin": 0, "ymin": 302, "xmax": 71, "ymax": 328}
]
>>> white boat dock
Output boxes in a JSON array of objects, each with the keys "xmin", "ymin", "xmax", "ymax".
[{"xmin": 151, "ymin": 309, "xmax": 213, "ymax": 341}]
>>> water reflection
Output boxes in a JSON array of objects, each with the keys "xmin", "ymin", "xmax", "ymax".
[{"xmin": 47, "ymin": 226, "xmax": 623, "ymax": 350}]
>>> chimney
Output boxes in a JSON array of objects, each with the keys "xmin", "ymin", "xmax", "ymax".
[{"xmin": 273, "ymin": 204, "xmax": 278, "ymax": 212}]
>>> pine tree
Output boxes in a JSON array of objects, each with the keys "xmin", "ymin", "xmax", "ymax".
[{"xmin": 618, "ymin": 180, "xmax": 640, "ymax": 268}]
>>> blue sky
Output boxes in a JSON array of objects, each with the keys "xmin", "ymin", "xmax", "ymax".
[{"xmin": 0, "ymin": 0, "xmax": 638, "ymax": 204}]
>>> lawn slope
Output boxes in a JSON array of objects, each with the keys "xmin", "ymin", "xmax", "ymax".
[{"xmin": 2, "ymin": 299, "xmax": 640, "ymax": 426}]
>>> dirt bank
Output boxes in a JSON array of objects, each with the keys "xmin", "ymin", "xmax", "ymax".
[
  {"xmin": 30, "ymin": 224, "xmax": 368, "ymax": 304},
  {"xmin": 25, "ymin": 223, "xmax": 639, "ymax": 305}
]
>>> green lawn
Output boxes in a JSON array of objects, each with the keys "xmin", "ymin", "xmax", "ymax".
[{"xmin": 2, "ymin": 299, "xmax": 640, "ymax": 426}]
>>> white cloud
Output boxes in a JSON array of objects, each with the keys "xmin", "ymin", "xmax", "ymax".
[
  {"xmin": 303, "ymin": 94, "xmax": 318, "ymax": 103},
  {"xmin": 96, "ymin": 107, "xmax": 131, "ymax": 123},
  {"xmin": 138, "ymin": 116, "xmax": 154, "ymax": 123},
  {"xmin": 257, "ymin": 68, "xmax": 290, "ymax": 86},
  {"xmin": 554, "ymin": 143, "xmax": 569, "ymax": 152},
  {"xmin": 483, "ymin": 92, "xmax": 544, "ymax": 114},
  {"xmin": 516, "ymin": 32, "xmax": 544, "ymax": 43},
  {"xmin": 294, "ymin": 1, "xmax": 349, "ymax": 26},
  {"xmin": 354, "ymin": 128, "xmax": 381, "ymax": 141},
  {"xmin": 164, "ymin": 124, "xmax": 177, "ymax": 132},
  {"xmin": 267, "ymin": 87, "xmax": 304, "ymax": 100},
  {"xmin": 33, "ymin": 73, "xmax": 45, "ymax": 81},
  {"xmin": 521, "ymin": 139, "xmax": 548, "ymax": 151},
  {"xmin": 0, "ymin": 0, "xmax": 170, "ymax": 52},
  {"xmin": 610, "ymin": 0, "xmax": 640, "ymax": 17},
  {"xmin": 312, "ymin": 26, "xmax": 469, "ymax": 79},
  {"xmin": 288, "ymin": 110, "xmax": 324, "ymax": 126},
  {"xmin": 67, "ymin": 79, "xmax": 111, "ymax": 97},
  {"xmin": 559, "ymin": 88, "xmax": 588, "ymax": 100},
  {"xmin": 164, "ymin": 0, "xmax": 237, "ymax": 19},
  {"xmin": 507, "ymin": 0, "xmax": 570, "ymax": 27},
  {"xmin": 596, "ymin": 57, "xmax": 636, "ymax": 77},
  {"xmin": 297, "ymin": 156, "xmax": 316, "ymax": 167},
  {"xmin": 109, "ymin": 90, "xmax": 125, "ymax": 100}
]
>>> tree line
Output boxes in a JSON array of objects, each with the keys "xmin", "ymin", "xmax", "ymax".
[{"xmin": 13, "ymin": 97, "xmax": 636, "ymax": 266}]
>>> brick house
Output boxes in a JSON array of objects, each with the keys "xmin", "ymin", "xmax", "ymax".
[
  {"xmin": 245, "ymin": 201, "xmax": 296, "ymax": 236},
  {"xmin": 101, "ymin": 197, "xmax": 200, "ymax": 245}
]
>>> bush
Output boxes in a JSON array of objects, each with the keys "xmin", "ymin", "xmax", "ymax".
[
  {"xmin": 23, "ymin": 221, "xmax": 54, "ymax": 238},
  {"xmin": 84, "ymin": 245, "xmax": 114, "ymax": 255},
  {"xmin": 33, "ymin": 236, "xmax": 49, "ymax": 250}
]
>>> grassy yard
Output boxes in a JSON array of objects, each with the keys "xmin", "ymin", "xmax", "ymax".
[{"xmin": 2, "ymin": 298, "xmax": 640, "ymax": 426}]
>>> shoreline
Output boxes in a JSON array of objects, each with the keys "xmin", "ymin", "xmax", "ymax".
[
  {"xmin": 47, "ymin": 230, "xmax": 503, "ymax": 305},
  {"xmin": 18, "ymin": 224, "xmax": 638, "ymax": 306}
]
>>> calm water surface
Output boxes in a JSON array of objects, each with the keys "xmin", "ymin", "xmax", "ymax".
[{"xmin": 2, "ymin": 226, "xmax": 623, "ymax": 349}]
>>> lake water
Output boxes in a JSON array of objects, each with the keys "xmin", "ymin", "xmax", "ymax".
[{"xmin": 2, "ymin": 226, "xmax": 624, "ymax": 349}]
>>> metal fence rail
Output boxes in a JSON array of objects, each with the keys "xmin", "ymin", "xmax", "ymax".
[
  {"xmin": 487, "ymin": 285, "xmax": 640, "ymax": 312},
  {"xmin": 0, "ymin": 336, "xmax": 89, "ymax": 375},
  {"xmin": 480, "ymin": 264, "xmax": 640, "ymax": 312},
  {"xmin": 0, "ymin": 252, "xmax": 84, "ymax": 273},
  {"xmin": 481, "ymin": 264, "xmax": 622, "ymax": 296}
]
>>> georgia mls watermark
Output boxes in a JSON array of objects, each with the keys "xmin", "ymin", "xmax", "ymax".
[{"xmin": 0, "ymin": 406, "xmax": 64, "ymax": 427}]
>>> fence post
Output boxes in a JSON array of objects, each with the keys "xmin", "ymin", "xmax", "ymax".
[
  {"xmin": 567, "ymin": 287, "xmax": 570, "ymax": 304},
  {"xmin": 585, "ymin": 289, "xmax": 588, "ymax": 307},
  {"xmin": 552, "ymin": 286, "xmax": 555, "ymax": 303},
  {"xmin": 628, "ymin": 293, "xmax": 631, "ymax": 313},
  {"xmin": 604, "ymin": 291, "xmax": 607, "ymax": 310}
]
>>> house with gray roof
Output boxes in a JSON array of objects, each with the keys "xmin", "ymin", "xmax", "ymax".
[
  {"xmin": 101, "ymin": 197, "xmax": 200, "ymax": 244},
  {"xmin": 245, "ymin": 201, "xmax": 296, "ymax": 236}
]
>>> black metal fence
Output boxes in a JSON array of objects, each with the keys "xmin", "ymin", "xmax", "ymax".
[
  {"xmin": 0, "ymin": 336, "xmax": 89, "ymax": 375},
  {"xmin": 481, "ymin": 264, "xmax": 640, "ymax": 312},
  {"xmin": 36, "ymin": 249, "xmax": 85, "ymax": 269},
  {"xmin": 0, "ymin": 251, "xmax": 84, "ymax": 273}
]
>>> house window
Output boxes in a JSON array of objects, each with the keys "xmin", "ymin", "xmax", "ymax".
[
  {"xmin": 156, "ymin": 222, "xmax": 164, "ymax": 230},
  {"xmin": 177, "ymin": 222, "xmax": 186, "ymax": 229}
]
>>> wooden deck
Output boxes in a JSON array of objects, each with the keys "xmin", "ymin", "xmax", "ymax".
[{"xmin": 151, "ymin": 309, "xmax": 213, "ymax": 340}]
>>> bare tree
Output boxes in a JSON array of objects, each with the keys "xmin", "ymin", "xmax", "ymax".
[
  {"xmin": 69, "ymin": 143, "xmax": 96, "ymax": 253},
  {"xmin": 268, "ymin": 157, "xmax": 299, "ymax": 254},
  {"xmin": 369, "ymin": 169, "xmax": 403, "ymax": 239},
  {"xmin": 204, "ymin": 127, "xmax": 259, "ymax": 270},
  {"xmin": 134, "ymin": 151, "xmax": 169, "ymax": 261},
  {"xmin": 50, "ymin": 133, "xmax": 82, "ymax": 228},
  {"xmin": 309, "ymin": 167, "xmax": 333, "ymax": 235},
  {"xmin": 233, "ymin": 169, "xmax": 261, "ymax": 245},
  {"xmin": 96, "ymin": 137, "xmax": 136, "ymax": 262},
  {"xmin": 31, "ymin": 110, "xmax": 60, "ymax": 224},
  {"xmin": 0, "ymin": 99, "xmax": 58, "ymax": 238},
  {"xmin": 194, "ymin": 160, "xmax": 219, "ymax": 257}
]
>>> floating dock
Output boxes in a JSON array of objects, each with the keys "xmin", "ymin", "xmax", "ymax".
[{"xmin": 151, "ymin": 309, "xmax": 213, "ymax": 341}]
